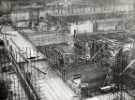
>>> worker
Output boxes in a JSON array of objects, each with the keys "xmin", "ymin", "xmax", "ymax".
[
  {"xmin": 85, "ymin": 42, "xmax": 91, "ymax": 60},
  {"xmin": 73, "ymin": 29, "xmax": 77, "ymax": 39},
  {"xmin": 90, "ymin": 40, "xmax": 96, "ymax": 57}
]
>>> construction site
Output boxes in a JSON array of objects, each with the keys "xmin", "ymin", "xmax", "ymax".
[{"xmin": 0, "ymin": 0, "xmax": 135, "ymax": 100}]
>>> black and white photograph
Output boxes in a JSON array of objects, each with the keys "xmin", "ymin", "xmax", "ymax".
[{"xmin": 0, "ymin": 0, "xmax": 135, "ymax": 100}]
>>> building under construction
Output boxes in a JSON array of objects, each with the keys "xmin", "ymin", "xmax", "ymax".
[{"xmin": 0, "ymin": 0, "xmax": 135, "ymax": 100}]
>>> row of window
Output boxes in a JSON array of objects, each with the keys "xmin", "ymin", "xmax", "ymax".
[{"xmin": 52, "ymin": 5, "xmax": 134, "ymax": 15}]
